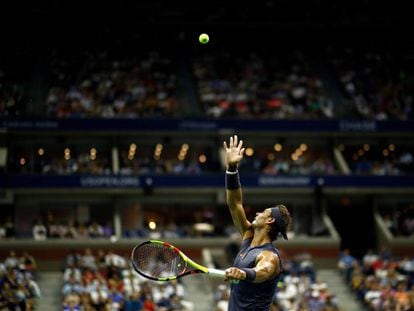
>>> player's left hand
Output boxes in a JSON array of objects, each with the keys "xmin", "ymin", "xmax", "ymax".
[{"xmin": 224, "ymin": 267, "xmax": 246, "ymax": 282}]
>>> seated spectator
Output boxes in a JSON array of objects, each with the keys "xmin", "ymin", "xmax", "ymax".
[
  {"xmin": 89, "ymin": 221, "xmax": 104, "ymax": 238},
  {"xmin": 0, "ymin": 222, "xmax": 6, "ymax": 239},
  {"xmin": 65, "ymin": 220, "xmax": 78, "ymax": 239},
  {"xmin": 32, "ymin": 220, "xmax": 47, "ymax": 240},
  {"xmin": 4, "ymin": 217, "xmax": 15, "ymax": 238},
  {"xmin": 103, "ymin": 221, "xmax": 115, "ymax": 237},
  {"xmin": 105, "ymin": 250, "xmax": 127, "ymax": 269},
  {"xmin": 64, "ymin": 264, "xmax": 82, "ymax": 283},
  {"xmin": 48, "ymin": 220, "xmax": 65, "ymax": 238},
  {"xmin": 62, "ymin": 291, "xmax": 81, "ymax": 311},
  {"xmin": 19, "ymin": 251, "xmax": 37, "ymax": 273},
  {"xmin": 62, "ymin": 275, "xmax": 84, "ymax": 296},
  {"xmin": 4, "ymin": 251, "xmax": 19, "ymax": 269},
  {"xmin": 81, "ymin": 249, "xmax": 97, "ymax": 271},
  {"xmin": 338, "ymin": 249, "xmax": 357, "ymax": 283},
  {"xmin": 77, "ymin": 224, "xmax": 90, "ymax": 240},
  {"xmin": 123, "ymin": 291, "xmax": 143, "ymax": 311}
]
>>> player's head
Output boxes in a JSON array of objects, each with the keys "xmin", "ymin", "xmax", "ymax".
[
  {"xmin": 268, "ymin": 204, "xmax": 292, "ymax": 241},
  {"xmin": 252, "ymin": 204, "xmax": 292, "ymax": 241}
]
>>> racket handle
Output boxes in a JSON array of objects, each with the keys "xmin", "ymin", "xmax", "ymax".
[{"xmin": 208, "ymin": 268, "xmax": 226, "ymax": 278}]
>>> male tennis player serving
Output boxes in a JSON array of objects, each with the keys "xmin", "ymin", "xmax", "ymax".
[{"xmin": 223, "ymin": 135, "xmax": 292, "ymax": 310}]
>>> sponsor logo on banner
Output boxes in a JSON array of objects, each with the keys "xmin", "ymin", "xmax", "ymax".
[
  {"xmin": 258, "ymin": 176, "xmax": 311, "ymax": 186},
  {"xmin": 339, "ymin": 120, "xmax": 376, "ymax": 132},
  {"xmin": 80, "ymin": 176, "xmax": 140, "ymax": 187}
]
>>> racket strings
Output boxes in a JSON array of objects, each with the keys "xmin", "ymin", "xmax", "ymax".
[{"xmin": 133, "ymin": 243, "xmax": 187, "ymax": 278}]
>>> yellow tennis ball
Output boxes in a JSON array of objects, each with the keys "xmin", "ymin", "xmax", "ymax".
[{"xmin": 199, "ymin": 33, "xmax": 209, "ymax": 44}]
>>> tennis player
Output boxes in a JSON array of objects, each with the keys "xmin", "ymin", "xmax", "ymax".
[{"xmin": 223, "ymin": 135, "xmax": 292, "ymax": 310}]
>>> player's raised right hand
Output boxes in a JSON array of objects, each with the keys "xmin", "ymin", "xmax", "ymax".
[{"xmin": 223, "ymin": 135, "xmax": 245, "ymax": 168}]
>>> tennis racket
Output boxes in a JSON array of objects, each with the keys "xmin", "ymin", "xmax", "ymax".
[{"xmin": 130, "ymin": 240, "xmax": 225, "ymax": 281}]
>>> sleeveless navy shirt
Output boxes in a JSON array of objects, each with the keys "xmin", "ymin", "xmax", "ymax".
[{"xmin": 228, "ymin": 238, "xmax": 281, "ymax": 311}]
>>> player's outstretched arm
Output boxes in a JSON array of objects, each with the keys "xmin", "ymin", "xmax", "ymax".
[
  {"xmin": 224, "ymin": 250, "xmax": 280, "ymax": 283},
  {"xmin": 223, "ymin": 135, "xmax": 251, "ymax": 238}
]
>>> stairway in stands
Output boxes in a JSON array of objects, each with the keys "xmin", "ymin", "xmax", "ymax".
[
  {"xmin": 181, "ymin": 274, "xmax": 215, "ymax": 311},
  {"xmin": 35, "ymin": 271, "xmax": 62, "ymax": 311},
  {"xmin": 318, "ymin": 269, "xmax": 364, "ymax": 311}
]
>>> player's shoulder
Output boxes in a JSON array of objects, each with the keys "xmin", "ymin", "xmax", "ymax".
[{"xmin": 258, "ymin": 249, "xmax": 280, "ymax": 263}]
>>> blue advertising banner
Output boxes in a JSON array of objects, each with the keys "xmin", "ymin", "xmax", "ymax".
[
  {"xmin": 1, "ymin": 118, "xmax": 414, "ymax": 133},
  {"xmin": 1, "ymin": 174, "xmax": 413, "ymax": 189}
]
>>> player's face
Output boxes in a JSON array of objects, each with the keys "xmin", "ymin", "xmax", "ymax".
[{"xmin": 252, "ymin": 208, "xmax": 272, "ymax": 228}]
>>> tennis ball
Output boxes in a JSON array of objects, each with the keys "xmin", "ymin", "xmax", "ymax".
[{"xmin": 199, "ymin": 33, "xmax": 209, "ymax": 44}]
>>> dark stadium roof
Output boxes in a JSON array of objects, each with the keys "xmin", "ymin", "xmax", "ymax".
[{"xmin": 0, "ymin": 0, "xmax": 411, "ymax": 54}]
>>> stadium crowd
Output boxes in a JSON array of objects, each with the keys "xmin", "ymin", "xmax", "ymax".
[
  {"xmin": 338, "ymin": 248, "xmax": 414, "ymax": 310},
  {"xmin": 193, "ymin": 49, "xmax": 336, "ymax": 120},
  {"xmin": 326, "ymin": 47, "xmax": 414, "ymax": 121},
  {"xmin": 61, "ymin": 249, "xmax": 193, "ymax": 310},
  {"xmin": 32, "ymin": 220, "xmax": 114, "ymax": 241},
  {"xmin": 45, "ymin": 50, "xmax": 178, "ymax": 119},
  {"xmin": 340, "ymin": 144, "xmax": 414, "ymax": 176},
  {"xmin": 0, "ymin": 250, "xmax": 41, "ymax": 310},
  {"xmin": 1, "ymin": 46, "xmax": 413, "ymax": 121}
]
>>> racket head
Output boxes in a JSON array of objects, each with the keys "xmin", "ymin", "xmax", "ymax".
[{"xmin": 130, "ymin": 240, "xmax": 203, "ymax": 281}]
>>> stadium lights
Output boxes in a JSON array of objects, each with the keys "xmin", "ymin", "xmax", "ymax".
[
  {"xmin": 199, "ymin": 154, "xmax": 207, "ymax": 163},
  {"xmin": 64, "ymin": 148, "xmax": 71, "ymax": 160},
  {"xmin": 148, "ymin": 221, "xmax": 157, "ymax": 230},
  {"xmin": 300, "ymin": 144, "xmax": 307, "ymax": 152},
  {"xmin": 274, "ymin": 143, "xmax": 282, "ymax": 152}
]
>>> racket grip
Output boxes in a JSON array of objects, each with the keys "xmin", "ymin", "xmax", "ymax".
[{"xmin": 208, "ymin": 268, "xmax": 226, "ymax": 278}]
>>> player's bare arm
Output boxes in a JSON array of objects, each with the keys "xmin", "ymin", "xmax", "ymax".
[
  {"xmin": 252, "ymin": 250, "xmax": 280, "ymax": 282},
  {"xmin": 224, "ymin": 250, "xmax": 279, "ymax": 283},
  {"xmin": 223, "ymin": 135, "xmax": 251, "ymax": 238}
]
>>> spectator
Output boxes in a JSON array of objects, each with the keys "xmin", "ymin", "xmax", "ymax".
[
  {"xmin": 105, "ymin": 250, "xmax": 127, "ymax": 269},
  {"xmin": 81, "ymin": 248, "xmax": 97, "ymax": 271},
  {"xmin": 338, "ymin": 249, "xmax": 357, "ymax": 283},
  {"xmin": 62, "ymin": 275, "xmax": 84, "ymax": 296},
  {"xmin": 124, "ymin": 291, "xmax": 143, "ymax": 311},
  {"xmin": 4, "ymin": 251, "xmax": 19, "ymax": 269},
  {"xmin": 20, "ymin": 251, "xmax": 37, "ymax": 273},
  {"xmin": 89, "ymin": 221, "xmax": 104, "ymax": 238},
  {"xmin": 0, "ymin": 222, "xmax": 6, "ymax": 239},
  {"xmin": 32, "ymin": 220, "xmax": 47, "ymax": 240},
  {"xmin": 4, "ymin": 217, "xmax": 15, "ymax": 238}
]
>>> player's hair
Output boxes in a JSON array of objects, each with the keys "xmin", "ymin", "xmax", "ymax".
[{"xmin": 268, "ymin": 204, "xmax": 292, "ymax": 241}]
